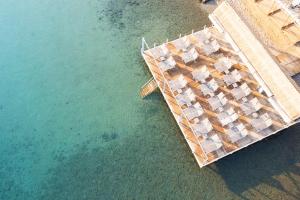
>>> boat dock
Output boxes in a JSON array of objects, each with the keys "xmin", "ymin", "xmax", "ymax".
[{"xmin": 140, "ymin": 0, "xmax": 300, "ymax": 167}]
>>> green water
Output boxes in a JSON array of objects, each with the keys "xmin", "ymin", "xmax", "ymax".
[{"xmin": 0, "ymin": 0, "xmax": 300, "ymax": 199}]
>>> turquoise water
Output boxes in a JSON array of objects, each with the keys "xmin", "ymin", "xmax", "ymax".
[{"xmin": 0, "ymin": 0, "xmax": 300, "ymax": 199}]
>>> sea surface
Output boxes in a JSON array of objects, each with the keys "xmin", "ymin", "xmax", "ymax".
[{"xmin": 0, "ymin": 0, "xmax": 300, "ymax": 199}]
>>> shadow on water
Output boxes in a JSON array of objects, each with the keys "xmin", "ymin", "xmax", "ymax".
[
  {"xmin": 38, "ymin": 116, "xmax": 203, "ymax": 199},
  {"xmin": 212, "ymin": 123, "xmax": 300, "ymax": 198},
  {"xmin": 37, "ymin": 106, "xmax": 300, "ymax": 200}
]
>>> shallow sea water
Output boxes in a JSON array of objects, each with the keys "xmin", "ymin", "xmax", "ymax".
[{"xmin": 0, "ymin": 0, "xmax": 300, "ymax": 199}]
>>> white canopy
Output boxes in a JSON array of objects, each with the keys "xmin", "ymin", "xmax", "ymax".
[
  {"xmin": 172, "ymin": 36, "xmax": 192, "ymax": 51},
  {"xmin": 218, "ymin": 107, "xmax": 239, "ymax": 126},
  {"xmin": 241, "ymin": 97, "xmax": 262, "ymax": 115},
  {"xmin": 176, "ymin": 88, "xmax": 196, "ymax": 106},
  {"xmin": 292, "ymin": 0, "xmax": 300, "ymax": 8},
  {"xmin": 214, "ymin": 57, "xmax": 236, "ymax": 73},
  {"xmin": 192, "ymin": 65, "xmax": 210, "ymax": 83},
  {"xmin": 182, "ymin": 47, "xmax": 199, "ymax": 64},
  {"xmin": 201, "ymin": 79, "xmax": 219, "ymax": 96},
  {"xmin": 193, "ymin": 28, "xmax": 212, "ymax": 44},
  {"xmin": 251, "ymin": 113, "xmax": 272, "ymax": 132},
  {"xmin": 150, "ymin": 44, "xmax": 170, "ymax": 60},
  {"xmin": 224, "ymin": 69, "xmax": 242, "ymax": 86},
  {"xmin": 201, "ymin": 134, "xmax": 223, "ymax": 154},
  {"xmin": 231, "ymin": 83, "xmax": 251, "ymax": 100},
  {"xmin": 203, "ymin": 40, "xmax": 220, "ymax": 55},
  {"xmin": 226, "ymin": 123, "xmax": 248, "ymax": 143},
  {"xmin": 192, "ymin": 118, "xmax": 213, "ymax": 137},
  {"xmin": 169, "ymin": 75, "xmax": 187, "ymax": 93},
  {"xmin": 183, "ymin": 102, "xmax": 204, "ymax": 120},
  {"xmin": 159, "ymin": 56, "xmax": 176, "ymax": 72},
  {"xmin": 208, "ymin": 92, "xmax": 228, "ymax": 110}
]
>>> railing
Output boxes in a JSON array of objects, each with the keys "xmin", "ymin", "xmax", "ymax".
[{"xmin": 141, "ymin": 36, "xmax": 209, "ymax": 162}]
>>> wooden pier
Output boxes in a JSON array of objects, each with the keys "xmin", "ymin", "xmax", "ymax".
[{"xmin": 140, "ymin": 78, "xmax": 158, "ymax": 98}]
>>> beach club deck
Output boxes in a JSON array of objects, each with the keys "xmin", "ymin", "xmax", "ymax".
[{"xmin": 140, "ymin": 1, "xmax": 300, "ymax": 167}]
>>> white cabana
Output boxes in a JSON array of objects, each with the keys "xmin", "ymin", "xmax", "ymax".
[
  {"xmin": 224, "ymin": 69, "xmax": 242, "ymax": 86},
  {"xmin": 208, "ymin": 92, "xmax": 228, "ymax": 111},
  {"xmin": 201, "ymin": 79, "xmax": 219, "ymax": 96},
  {"xmin": 241, "ymin": 97, "xmax": 263, "ymax": 115},
  {"xmin": 169, "ymin": 75, "xmax": 187, "ymax": 93},
  {"xmin": 149, "ymin": 44, "xmax": 170, "ymax": 60},
  {"xmin": 201, "ymin": 134, "xmax": 223, "ymax": 154},
  {"xmin": 231, "ymin": 83, "xmax": 251, "ymax": 100},
  {"xmin": 183, "ymin": 102, "xmax": 204, "ymax": 120},
  {"xmin": 192, "ymin": 118, "xmax": 213, "ymax": 137},
  {"xmin": 158, "ymin": 56, "xmax": 176, "ymax": 72},
  {"xmin": 251, "ymin": 113, "xmax": 273, "ymax": 132},
  {"xmin": 193, "ymin": 28, "xmax": 212, "ymax": 44},
  {"xmin": 182, "ymin": 47, "xmax": 199, "ymax": 64},
  {"xmin": 226, "ymin": 123, "xmax": 248, "ymax": 143},
  {"xmin": 192, "ymin": 65, "xmax": 210, "ymax": 83},
  {"xmin": 217, "ymin": 107, "xmax": 239, "ymax": 126},
  {"xmin": 203, "ymin": 40, "xmax": 220, "ymax": 55},
  {"xmin": 176, "ymin": 88, "xmax": 196, "ymax": 106},
  {"xmin": 214, "ymin": 57, "xmax": 236, "ymax": 73},
  {"xmin": 172, "ymin": 36, "xmax": 192, "ymax": 51}
]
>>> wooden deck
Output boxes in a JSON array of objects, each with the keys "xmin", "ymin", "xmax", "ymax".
[
  {"xmin": 141, "ymin": 26, "xmax": 290, "ymax": 167},
  {"xmin": 211, "ymin": 1, "xmax": 300, "ymax": 121}
]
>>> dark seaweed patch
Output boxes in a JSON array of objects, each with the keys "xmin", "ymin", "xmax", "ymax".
[
  {"xmin": 101, "ymin": 131, "xmax": 119, "ymax": 142},
  {"xmin": 97, "ymin": 0, "xmax": 141, "ymax": 30}
]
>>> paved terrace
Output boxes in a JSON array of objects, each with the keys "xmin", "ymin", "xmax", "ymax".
[
  {"xmin": 142, "ymin": 27, "xmax": 288, "ymax": 167},
  {"xmin": 227, "ymin": 0, "xmax": 300, "ymax": 63}
]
